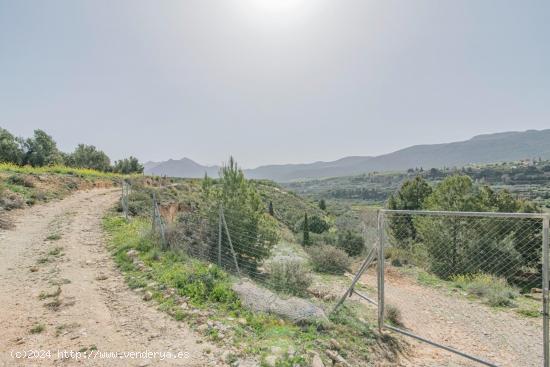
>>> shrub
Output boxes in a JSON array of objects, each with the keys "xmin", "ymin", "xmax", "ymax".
[
  {"xmin": 452, "ymin": 273, "xmax": 518, "ymax": 307},
  {"xmin": 8, "ymin": 174, "xmax": 35, "ymax": 188},
  {"xmin": 0, "ymin": 191, "xmax": 25, "ymax": 210},
  {"xmin": 385, "ymin": 304, "xmax": 403, "ymax": 326},
  {"xmin": 337, "ymin": 230, "xmax": 364, "ymax": 257},
  {"xmin": 297, "ymin": 214, "xmax": 329, "ymax": 234},
  {"xmin": 308, "ymin": 245, "xmax": 351, "ymax": 275},
  {"xmin": 267, "ymin": 258, "xmax": 312, "ymax": 296}
]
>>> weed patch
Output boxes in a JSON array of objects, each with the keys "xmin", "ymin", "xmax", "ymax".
[
  {"xmin": 30, "ymin": 324, "xmax": 45, "ymax": 334},
  {"xmin": 452, "ymin": 273, "xmax": 518, "ymax": 307}
]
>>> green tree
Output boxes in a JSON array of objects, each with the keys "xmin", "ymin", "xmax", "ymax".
[
  {"xmin": 268, "ymin": 200, "xmax": 274, "ymax": 216},
  {"xmin": 319, "ymin": 199, "xmax": 327, "ymax": 211},
  {"xmin": 387, "ymin": 176, "xmax": 432, "ymax": 247},
  {"xmin": 415, "ymin": 176, "xmax": 541, "ymax": 283},
  {"xmin": 298, "ymin": 214, "xmax": 329, "ymax": 234},
  {"xmin": 203, "ymin": 157, "xmax": 278, "ymax": 274},
  {"xmin": 113, "ymin": 156, "xmax": 144, "ymax": 174},
  {"xmin": 302, "ymin": 213, "xmax": 311, "ymax": 246},
  {"xmin": 22, "ymin": 130, "xmax": 62, "ymax": 167},
  {"xmin": 415, "ymin": 176, "xmax": 483, "ymax": 277},
  {"xmin": 67, "ymin": 144, "xmax": 111, "ymax": 171},
  {"xmin": 337, "ymin": 230, "xmax": 364, "ymax": 257},
  {"xmin": 0, "ymin": 127, "xmax": 24, "ymax": 164}
]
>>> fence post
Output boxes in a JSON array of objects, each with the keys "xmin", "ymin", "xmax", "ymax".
[
  {"xmin": 151, "ymin": 192, "xmax": 157, "ymax": 232},
  {"xmin": 221, "ymin": 208, "xmax": 241, "ymax": 277},
  {"xmin": 218, "ymin": 206, "xmax": 223, "ymax": 267},
  {"xmin": 543, "ymin": 215, "xmax": 549, "ymax": 367},
  {"xmin": 121, "ymin": 182, "xmax": 125, "ymax": 218},
  {"xmin": 377, "ymin": 210, "xmax": 385, "ymax": 332}
]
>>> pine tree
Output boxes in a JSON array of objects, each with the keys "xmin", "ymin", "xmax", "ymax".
[
  {"xmin": 302, "ymin": 213, "xmax": 311, "ymax": 246},
  {"xmin": 319, "ymin": 199, "xmax": 327, "ymax": 211},
  {"xmin": 268, "ymin": 200, "xmax": 274, "ymax": 216}
]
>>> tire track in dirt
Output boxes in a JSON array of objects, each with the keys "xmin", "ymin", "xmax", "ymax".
[{"xmin": 0, "ymin": 189, "xmax": 221, "ymax": 367}]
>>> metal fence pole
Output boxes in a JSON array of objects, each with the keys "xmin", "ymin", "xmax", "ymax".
[
  {"xmin": 221, "ymin": 208, "xmax": 241, "ymax": 277},
  {"xmin": 218, "ymin": 206, "xmax": 223, "ymax": 267},
  {"xmin": 152, "ymin": 192, "xmax": 158, "ymax": 232},
  {"xmin": 543, "ymin": 215, "xmax": 549, "ymax": 367},
  {"xmin": 377, "ymin": 210, "xmax": 385, "ymax": 332}
]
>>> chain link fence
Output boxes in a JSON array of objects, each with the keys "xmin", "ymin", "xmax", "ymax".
[
  {"xmin": 126, "ymin": 183, "xmax": 550, "ymax": 365},
  {"xmin": 377, "ymin": 209, "xmax": 550, "ymax": 367},
  {"xmin": 146, "ymin": 196, "xmax": 333, "ymax": 324}
]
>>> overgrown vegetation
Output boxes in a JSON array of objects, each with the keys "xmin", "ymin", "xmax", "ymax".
[
  {"xmin": 103, "ymin": 214, "xmax": 386, "ymax": 366},
  {"xmin": 266, "ymin": 259, "xmax": 312, "ymax": 296},
  {"xmin": 386, "ymin": 175, "xmax": 543, "ymax": 287},
  {"xmin": 99, "ymin": 156, "xmax": 404, "ymax": 365},
  {"xmin": 0, "ymin": 163, "xmax": 124, "ymax": 212},
  {"xmin": 308, "ymin": 245, "xmax": 351, "ymax": 275},
  {"xmin": 201, "ymin": 157, "xmax": 279, "ymax": 275},
  {"xmin": 452, "ymin": 273, "xmax": 519, "ymax": 307}
]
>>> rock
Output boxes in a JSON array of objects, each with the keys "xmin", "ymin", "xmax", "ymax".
[
  {"xmin": 232, "ymin": 280, "xmax": 329, "ymax": 325},
  {"xmin": 270, "ymin": 346, "xmax": 283, "ymax": 355},
  {"xmin": 311, "ymin": 353, "xmax": 325, "ymax": 367},
  {"xmin": 325, "ymin": 350, "xmax": 351, "ymax": 367},
  {"xmin": 237, "ymin": 318, "xmax": 247, "ymax": 325},
  {"xmin": 126, "ymin": 249, "xmax": 139, "ymax": 258},
  {"xmin": 142, "ymin": 291, "xmax": 153, "ymax": 301},
  {"xmin": 264, "ymin": 355, "xmax": 278, "ymax": 367},
  {"xmin": 330, "ymin": 338, "xmax": 341, "ymax": 351},
  {"xmin": 197, "ymin": 324, "xmax": 208, "ymax": 332}
]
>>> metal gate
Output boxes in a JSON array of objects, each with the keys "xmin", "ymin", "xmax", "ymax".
[
  {"xmin": 379, "ymin": 209, "xmax": 550, "ymax": 367},
  {"xmin": 335, "ymin": 209, "xmax": 550, "ymax": 366}
]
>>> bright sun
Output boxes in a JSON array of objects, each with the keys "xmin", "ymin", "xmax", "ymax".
[
  {"xmin": 239, "ymin": 0, "xmax": 313, "ymax": 28},
  {"xmin": 251, "ymin": 0, "xmax": 306, "ymax": 14}
]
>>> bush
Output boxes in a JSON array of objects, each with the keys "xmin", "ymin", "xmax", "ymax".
[
  {"xmin": 308, "ymin": 245, "xmax": 351, "ymax": 275},
  {"xmin": 8, "ymin": 174, "xmax": 35, "ymax": 188},
  {"xmin": 385, "ymin": 304, "xmax": 403, "ymax": 326},
  {"xmin": 0, "ymin": 191, "xmax": 25, "ymax": 210},
  {"xmin": 267, "ymin": 258, "xmax": 312, "ymax": 296},
  {"xmin": 337, "ymin": 230, "xmax": 364, "ymax": 257},
  {"xmin": 297, "ymin": 214, "xmax": 329, "ymax": 234},
  {"xmin": 452, "ymin": 273, "xmax": 518, "ymax": 307}
]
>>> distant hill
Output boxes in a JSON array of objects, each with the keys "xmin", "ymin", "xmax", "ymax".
[
  {"xmin": 144, "ymin": 158, "xmax": 220, "ymax": 178},
  {"xmin": 144, "ymin": 129, "xmax": 550, "ymax": 181}
]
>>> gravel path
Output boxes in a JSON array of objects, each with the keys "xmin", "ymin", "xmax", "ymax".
[
  {"xmin": 0, "ymin": 189, "xmax": 220, "ymax": 367},
  {"xmin": 360, "ymin": 267, "xmax": 542, "ymax": 367}
]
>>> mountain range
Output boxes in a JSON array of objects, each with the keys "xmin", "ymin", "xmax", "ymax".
[{"xmin": 144, "ymin": 129, "xmax": 550, "ymax": 182}]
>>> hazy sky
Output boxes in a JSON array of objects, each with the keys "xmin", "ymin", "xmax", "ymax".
[{"xmin": 0, "ymin": 1, "xmax": 548, "ymax": 168}]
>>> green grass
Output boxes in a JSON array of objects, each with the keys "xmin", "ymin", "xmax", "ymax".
[
  {"xmin": 0, "ymin": 162, "xmax": 126, "ymax": 178},
  {"xmin": 452, "ymin": 273, "xmax": 519, "ymax": 307},
  {"xmin": 102, "ymin": 213, "xmax": 382, "ymax": 366},
  {"xmin": 397, "ymin": 265, "xmax": 541, "ymax": 315}
]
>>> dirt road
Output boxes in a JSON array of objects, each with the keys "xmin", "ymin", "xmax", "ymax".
[
  {"xmin": 360, "ymin": 267, "xmax": 542, "ymax": 367},
  {"xmin": 0, "ymin": 189, "xmax": 219, "ymax": 367}
]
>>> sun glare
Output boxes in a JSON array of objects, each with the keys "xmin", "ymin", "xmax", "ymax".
[
  {"xmin": 237, "ymin": 0, "xmax": 314, "ymax": 29},
  {"xmin": 251, "ymin": 0, "xmax": 305, "ymax": 14}
]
